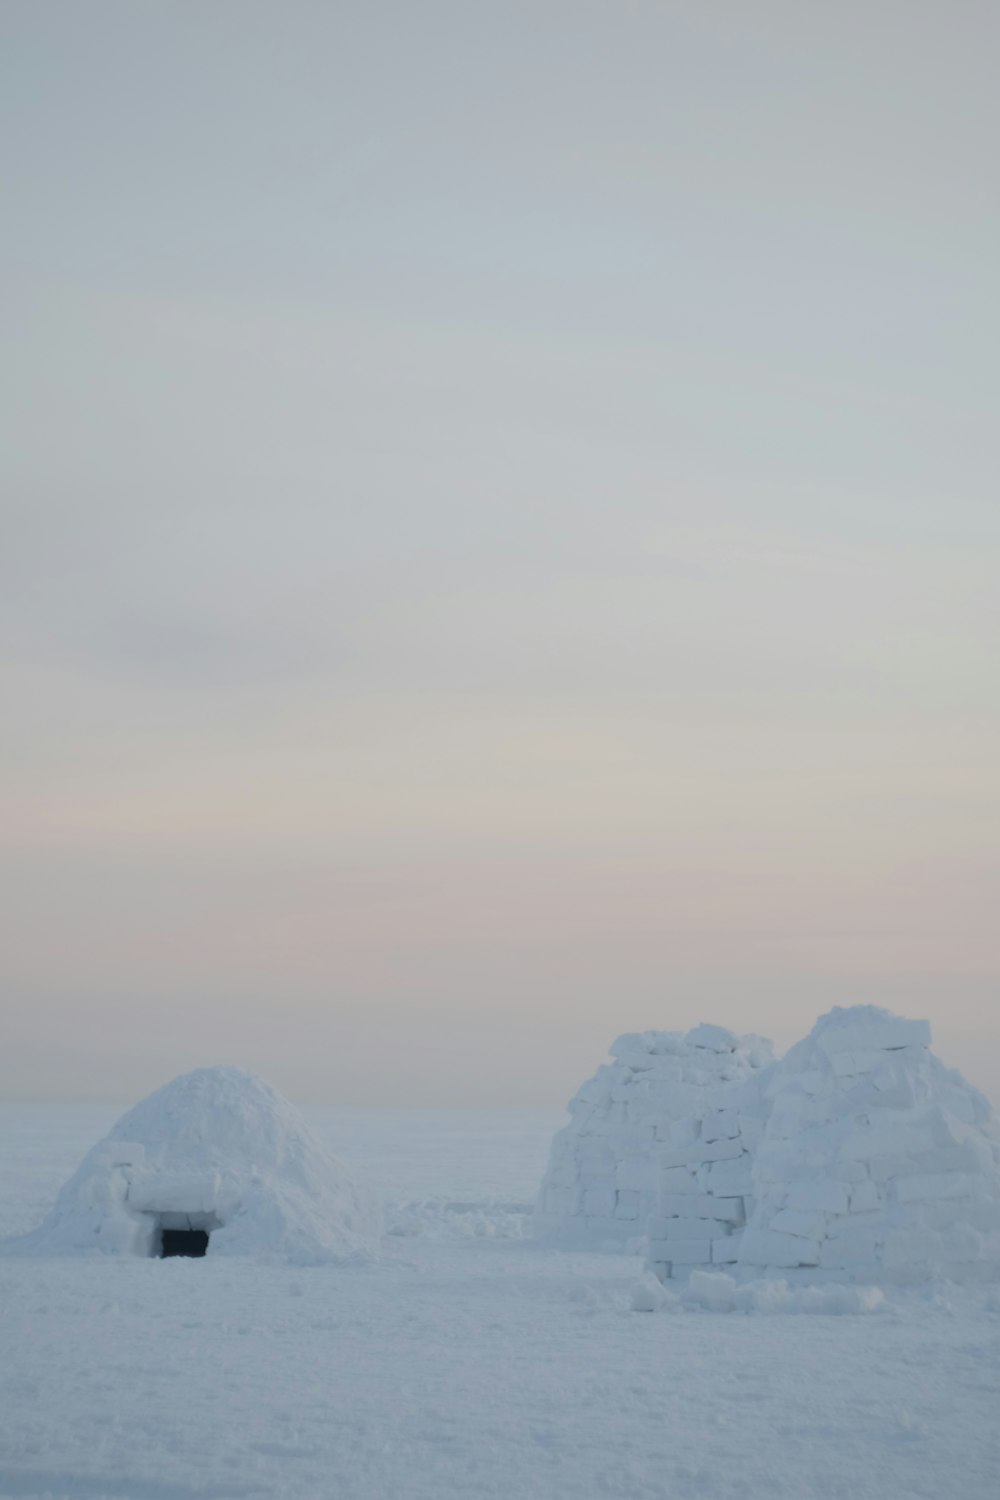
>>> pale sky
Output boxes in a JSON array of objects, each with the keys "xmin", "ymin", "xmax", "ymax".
[{"xmin": 2, "ymin": 1, "xmax": 998, "ymax": 1108}]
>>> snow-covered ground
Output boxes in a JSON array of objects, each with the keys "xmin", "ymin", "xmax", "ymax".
[{"xmin": 1, "ymin": 1106, "xmax": 998, "ymax": 1500}]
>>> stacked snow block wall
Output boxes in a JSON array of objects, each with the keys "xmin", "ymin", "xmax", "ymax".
[
  {"xmin": 535, "ymin": 1025, "xmax": 774, "ymax": 1249},
  {"xmin": 646, "ymin": 1025, "xmax": 774, "ymax": 1282},
  {"xmin": 739, "ymin": 1008, "xmax": 1000, "ymax": 1285}
]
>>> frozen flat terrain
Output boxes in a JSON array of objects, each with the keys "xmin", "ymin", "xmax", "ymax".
[{"xmin": 1, "ymin": 1106, "xmax": 998, "ymax": 1500}]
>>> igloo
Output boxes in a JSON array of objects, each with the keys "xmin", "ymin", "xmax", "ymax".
[
  {"xmin": 534, "ymin": 1025, "xmax": 774, "ymax": 1248},
  {"xmin": 3, "ymin": 1066, "xmax": 380, "ymax": 1263},
  {"xmin": 540, "ymin": 1005, "xmax": 1000, "ymax": 1286},
  {"xmin": 737, "ymin": 1007, "xmax": 1000, "ymax": 1285}
]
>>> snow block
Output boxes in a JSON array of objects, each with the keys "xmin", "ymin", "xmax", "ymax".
[
  {"xmin": 740, "ymin": 1228, "xmax": 821, "ymax": 1268},
  {"xmin": 830, "ymin": 1050, "xmax": 885, "ymax": 1078},
  {"xmin": 701, "ymin": 1109, "xmax": 739, "ymax": 1142},
  {"xmin": 660, "ymin": 1137, "xmax": 744, "ymax": 1169},
  {"xmin": 615, "ymin": 1158, "xmax": 658, "ymax": 1192},
  {"xmin": 668, "ymin": 1243, "xmax": 715, "ymax": 1266},
  {"xmin": 848, "ymin": 1182, "xmax": 880, "ymax": 1213},
  {"xmin": 660, "ymin": 1194, "xmax": 745, "ymax": 1223},
  {"xmin": 703, "ymin": 1161, "xmax": 754, "ymax": 1196},
  {"xmin": 838, "ymin": 1123, "xmax": 937, "ymax": 1162},
  {"xmin": 820, "ymin": 1229, "xmax": 882, "ymax": 1268},
  {"xmin": 915, "ymin": 1141, "xmax": 996, "ymax": 1176},
  {"xmin": 685, "ymin": 1024, "xmax": 738, "ymax": 1053},
  {"xmin": 128, "ymin": 1172, "xmax": 220, "ymax": 1215},
  {"xmin": 648, "ymin": 1237, "xmax": 713, "ymax": 1263},
  {"xmin": 649, "ymin": 1216, "xmax": 727, "ymax": 1241},
  {"xmin": 711, "ymin": 1233, "xmax": 743, "ymax": 1264},
  {"xmin": 770, "ymin": 1207, "xmax": 827, "ymax": 1241},
  {"xmin": 661, "ymin": 1166, "xmax": 700, "ymax": 1193},
  {"xmin": 583, "ymin": 1187, "xmax": 616, "ymax": 1217},
  {"xmin": 817, "ymin": 1018, "xmax": 931, "ymax": 1057},
  {"xmin": 894, "ymin": 1172, "xmax": 984, "ymax": 1205},
  {"xmin": 783, "ymin": 1180, "xmax": 850, "ymax": 1215},
  {"xmin": 833, "ymin": 1161, "xmax": 870, "ymax": 1183},
  {"xmin": 545, "ymin": 1187, "xmax": 582, "ymax": 1215},
  {"xmin": 609, "ymin": 1033, "xmax": 650, "ymax": 1059}
]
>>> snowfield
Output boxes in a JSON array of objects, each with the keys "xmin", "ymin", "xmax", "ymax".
[{"xmin": 2, "ymin": 1106, "xmax": 998, "ymax": 1500}]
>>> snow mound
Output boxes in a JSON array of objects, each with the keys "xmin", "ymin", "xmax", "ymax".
[
  {"xmin": 535, "ymin": 1025, "xmax": 774, "ymax": 1249},
  {"xmin": 2, "ymin": 1067, "xmax": 380, "ymax": 1263},
  {"xmin": 682, "ymin": 1269, "xmax": 886, "ymax": 1315},
  {"xmin": 629, "ymin": 1272, "xmax": 680, "ymax": 1312},
  {"xmin": 632, "ymin": 1267, "xmax": 885, "ymax": 1315},
  {"xmin": 741, "ymin": 1007, "xmax": 1000, "ymax": 1286}
]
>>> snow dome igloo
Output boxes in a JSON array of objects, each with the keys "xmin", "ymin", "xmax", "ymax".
[
  {"xmin": 534, "ymin": 1025, "xmax": 774, "ymax": 1248},
  {"xmin": 4, "ymin": 1066, "xmax": 380, "ymax": 1263},
  {"xmin": 736, "ymin": 1007, "xmax": 1000, "ymax": 1285}
]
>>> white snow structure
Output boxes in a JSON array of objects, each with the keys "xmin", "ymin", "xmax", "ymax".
[
  {"xmin": 535, "ymin": 1025, "xmax": 775, "ymax": 1249},
  {"xmin": 645, "ymin": 1027, "xmax": 774, "ymax": 1281},
  {"xmin": 5, "ymin": 1066, "xmax": 380, "ymax": 1263},
  {"xmin": 737, "ymin": 1007, "xmax": 1000, "ymax": 1286}
]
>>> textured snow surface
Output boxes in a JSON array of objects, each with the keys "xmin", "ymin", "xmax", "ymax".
[
  {"xmin": 3, "ymin": 1069, "xmax": 380, "ymax": 1263},
  {"xmin": 2, "ymin": 1106, "xmax": 999, "ymax": 1500}
]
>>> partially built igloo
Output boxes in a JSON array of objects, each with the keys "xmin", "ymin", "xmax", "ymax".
[
  {"xmin": 4, "ymin": 1066, "xmax": 381, "ymax": 1263},
  {"xmin": 538, "ymin": 1006, "xmax": 1000, "ymax": 1287},
  {"xmin": 534, "ymin": 1025, "xmax": 774, "ymax": 1248},
  {"xmin": 643, "ymin": 1007, "xmax": 1000, "ymax": 1286},
  {"xmin": 735, "ymin": 1007, "xmax": 1000, "ymax": 1285}
]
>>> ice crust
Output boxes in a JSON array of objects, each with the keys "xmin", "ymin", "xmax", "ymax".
[
  {"xmin": 3, "ymin": 1066, "xmax": 380, "ymax": 1263},
  {"xmin": 537, "ymin": 1006, "xmax": 1000, "ymax": 1288}
]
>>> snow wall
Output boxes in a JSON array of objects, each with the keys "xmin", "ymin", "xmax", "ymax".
[
  {"xmin": 534, "ymin": 1024, "xmax": 774, "ymax": 1249},
  {"xmin": 539, "ymin": 1006, "xmax": 1000, "ymax": 1287},
  {"xmin": 3, "ymin": 1066, "xmax": 381, "ymax": 1264}
]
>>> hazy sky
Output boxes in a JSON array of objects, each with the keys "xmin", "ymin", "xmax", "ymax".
[{"xmin": 2, "ymin": 1, "xmax": 998, "ymax": 1108}]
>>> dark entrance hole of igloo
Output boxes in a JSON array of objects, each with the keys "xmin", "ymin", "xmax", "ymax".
[{"xmin": 159, "ymin": 1227, "xmax": 210, "ymax": 1258}]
